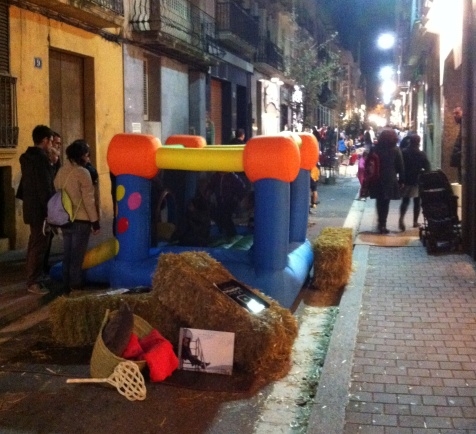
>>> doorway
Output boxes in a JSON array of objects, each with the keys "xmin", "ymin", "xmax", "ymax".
[
  {"xmin": 49, "ymin": 50, "xmax": 87, "ymax": 156},
  {"xmin": 0, "ymin": 166, "xmax": 14, "ymax": 251},
  {"xmin": 236, "ymin": 84, "xmax": 247, "ymax": 136}
]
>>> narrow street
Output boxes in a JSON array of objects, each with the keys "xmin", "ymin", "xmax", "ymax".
[{"xmin": 0, "ymin": 171, "xmax": 361, "ymax": 434}]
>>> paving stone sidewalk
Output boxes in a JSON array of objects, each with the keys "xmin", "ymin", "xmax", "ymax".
[{"xmin": 309, "ymin": 200, "xmax": 476, "ymax": 434}]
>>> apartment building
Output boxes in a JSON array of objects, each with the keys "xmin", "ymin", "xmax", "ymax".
[{"xmin": 0, "ymin": 0, "xmax": 350, "ymax": 252}]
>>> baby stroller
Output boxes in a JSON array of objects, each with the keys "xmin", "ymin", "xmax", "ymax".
[{"xmin": 418, "ymin": 170, "xmax": 462, "ymax": 253}]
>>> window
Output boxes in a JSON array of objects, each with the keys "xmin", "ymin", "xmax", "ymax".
[
  {"xmin": 0, "ymin": 4, "xmax": 17, "ymax": 148},
  {"xmin": 0, "ymin": 73, "xmax": 18, "ymax": 148}
]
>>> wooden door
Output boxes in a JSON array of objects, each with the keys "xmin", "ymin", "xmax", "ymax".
[
  {"xmin": 210, "ymin": 79, "xmax": 222, "ymax": 144},
  {"xmin": 49, "ymin": 50, "xmax": 85, "ymax": 155}
]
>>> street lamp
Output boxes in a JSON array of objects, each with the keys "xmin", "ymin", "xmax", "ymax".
[
  {"xmin": 377, "ymin": 32, "xmax": 395, "ymax": 50},
  {"xmin": 379, "ymin": 65, "xmax": 394, "ymax": 81}
]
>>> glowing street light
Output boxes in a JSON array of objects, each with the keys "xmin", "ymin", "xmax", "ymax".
[
  {"xmin": 381, "ymin": 79, "xmax": 397, "ymax": 105},
  {"xmin": 377, "ymin": 33, "xmax": 395, "ymax": 50},
  {"xmin": 379, "ymin": 65, "xmax": 394, "ymax": 80}
]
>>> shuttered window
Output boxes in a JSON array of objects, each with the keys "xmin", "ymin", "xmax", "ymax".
[
  {"xmin": 0, "ymin": 4, "xmax": 18, "ymax": 148},
  {"xmin": 0, "ymin": 3, "xmax": 8, "ymax": 73}
]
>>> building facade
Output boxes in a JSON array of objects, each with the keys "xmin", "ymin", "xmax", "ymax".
[
  {"xmin": 397, "ymin": 0, "xmax": 476, "ymax": 260},
  {"xmin": 0, "ymin": 0, "xmax": 353, "ymax": 252}
]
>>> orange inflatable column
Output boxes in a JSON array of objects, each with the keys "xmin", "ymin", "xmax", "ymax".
[
  {"xmin": 243, "ymin": 135, "xmax": 300, "ymax": 271},
  {"xmin": 290, "ymin": 132, "xmax": 319, "ymax": 243},
  {"xmin": 107, "ymin": 134, "xmax": 160, "ymax": 264}
]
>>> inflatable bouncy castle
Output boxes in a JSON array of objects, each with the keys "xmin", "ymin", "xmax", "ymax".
[{"xmin": 52, "ymin": 132, "xmax": 319, "ymax": 308}]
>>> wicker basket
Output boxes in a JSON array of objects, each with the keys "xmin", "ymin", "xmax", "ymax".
[{"xmin": 90, "ymin": 309, "xmax": 153, "ymax": 378}]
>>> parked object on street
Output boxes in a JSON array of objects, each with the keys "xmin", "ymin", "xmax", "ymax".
[
  {"xmin": 50, "ymin": 133, "xmax": 318, "ymax": 309},
  {"xmin": 418, "ymin": 170, "xmax": 462, "ymax": 253}
]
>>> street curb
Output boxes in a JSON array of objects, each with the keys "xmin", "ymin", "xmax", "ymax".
[
  {"xmin": 344, "ymin": 196, "xmax": 367, "ymax": 242},
  {"xmin": 306, "ymin": 193, "xmax": 369, "ymax": 433},
  {"xmin": 306, "ymin": 245, "xmax": 369, "ymax": 434}
]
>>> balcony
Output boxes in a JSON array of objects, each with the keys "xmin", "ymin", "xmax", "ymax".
[
  {"xmin": 254, "ymin": 38, "xmax": 284, "ymax": 75},
  {"xmin": 12, "ymin": 0, "xmax": 124, "ymax": 28},
  {"xmin": 0, "ymin": 74, "xmax": 19, "ymax": 150},
  {"xmin": 130, "ymin": 0, "xmax": 221, "ymax": 68},
  {"xmin": 215, "ymin": 0, "xmax": 259, "ymax": 57},
  {"xmin": 406, "ymin": 12, "xmax": 435, "ymax": 68}
]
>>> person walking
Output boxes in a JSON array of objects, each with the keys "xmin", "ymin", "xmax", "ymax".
[
  {"xmin": 54, "ymin": 140, "xmax": 100, "ymax": 294},
  {"xmin": 18, "ymin": 125, "xmax": 56, "ymax": 295},
  {"xmin": 368, "ymin": 128, "xmax": 405, "ymax": 234},
  {"xmin": 356, "ymin": 149, "xmax": 369, "ymax": 199},
  {"xmin": 450, "ymin": 105, "xmax": 462, "ymax": 183},
  {"xmin": 310, "ymin": 163, "xmax": 320, "ymax": 209},
  {"xmin": 398, "ymin": 134, "xmax": 430, "ymax": 231}
]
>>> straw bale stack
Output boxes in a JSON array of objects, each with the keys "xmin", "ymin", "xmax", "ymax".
[
  {"xmin": 151, "ymin": 251, "xmax": 298, "ymax": 382},
  {"xmin": 311, "ymin": 227, "xmax": 353, "ymax": 292},
  {"xmin": 49, "ymin": 293, "xmax": 179, "ymax": 347}
]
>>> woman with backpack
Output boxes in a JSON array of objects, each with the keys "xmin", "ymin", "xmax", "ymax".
[
  {"xmin": 367, "ymin": 128, "xmax": 405, "ymax": 234},
  {"xmin": 54, "ymin": 140, "xmax": 100, "ymax": 294}
]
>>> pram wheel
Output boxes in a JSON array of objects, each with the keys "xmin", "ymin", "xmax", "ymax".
[{"xmin": 426, "ymin": 239, "xmax": 437, "ymax": 254}]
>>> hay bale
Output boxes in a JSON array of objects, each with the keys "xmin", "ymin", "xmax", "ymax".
[
  {"xmin": 151, "ymin": 251, "xmax": 298, "ymax": 383},
  {"xmin": 49, "ymin": 293, "xmax": 179, "ymax": 347},
  {"xmin": 311, "ymin": 227, "xmax": 353, "ymax": 292}
]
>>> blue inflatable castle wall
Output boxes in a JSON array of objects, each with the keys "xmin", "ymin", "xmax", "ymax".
[{"xmin": 52, "ymin": 132, "xmax": 319, "ymax": 308}]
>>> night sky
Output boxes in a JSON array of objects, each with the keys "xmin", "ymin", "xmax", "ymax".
[{"xmin": 324, "ymin": 0, "xmax": 397, "ymax": 106}]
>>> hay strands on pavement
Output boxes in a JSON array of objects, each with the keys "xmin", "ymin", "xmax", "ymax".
[{"xmin": 66, "ymin": 361, "xmax": 147, "ymax": 401}]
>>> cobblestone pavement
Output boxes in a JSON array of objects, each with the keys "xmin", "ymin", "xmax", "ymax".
[
  {"xmin": 347, "ymin": 247, "xmax": 476, "ymax": 433},
  {"xmin": 309, "ymin": 200, "xmax": 476, "ymax": 434}
]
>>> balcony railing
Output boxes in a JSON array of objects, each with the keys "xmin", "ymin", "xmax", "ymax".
[
  {"xmin": 216, "ymin": 0, "xmax": 259, "ymax": 53},
  {"xmin": 90, "ymin": 0, "xmax": 123, "ymax": 15},
  {"xmin": 130, "ymin": 0, "xmax": 216, "ymax": 54},
  {"xmin": 0, "ymin": 74, "xmax": 18, "ymax": 149},
  {"xmin": 255, "ymin": 38, "xmax": 284, "ymax": 71},
  {"xmin": 10, "ymin": 0, "xmax": 123, "ymax": 28}
]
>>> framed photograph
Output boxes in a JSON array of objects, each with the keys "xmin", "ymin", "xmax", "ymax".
[{"xmin": 178, "ymin": 328, "xmax": 235, "ymax": 375}]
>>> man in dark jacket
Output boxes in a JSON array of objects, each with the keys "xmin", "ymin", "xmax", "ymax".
[
  {"xmin": 18, "ymin": 125, "xmax": 55, "ymax": 294},
  {"xmin": 398, "ymin": 134, "xmax": 431, "ymax": 231},
  {"xmin": 450, "ymin": 106, "xmax": 462, "ymax": 183}
]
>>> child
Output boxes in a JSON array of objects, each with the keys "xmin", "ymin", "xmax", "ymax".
[{"xmin": 357, "ymin": 150, "xmax": 369, "ymax": 199}]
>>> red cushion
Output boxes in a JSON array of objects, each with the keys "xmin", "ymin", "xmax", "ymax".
[
  {"xmin": 121, "ymin": 333, "xmax": 144, "ymax": 360},
  {"xmin": 143, "ymin": 341, "xmax": 179, "ymax": 382},
  {"xmin": 138, "ymin": 329, "xmax": 168, "ymax": 352}
]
